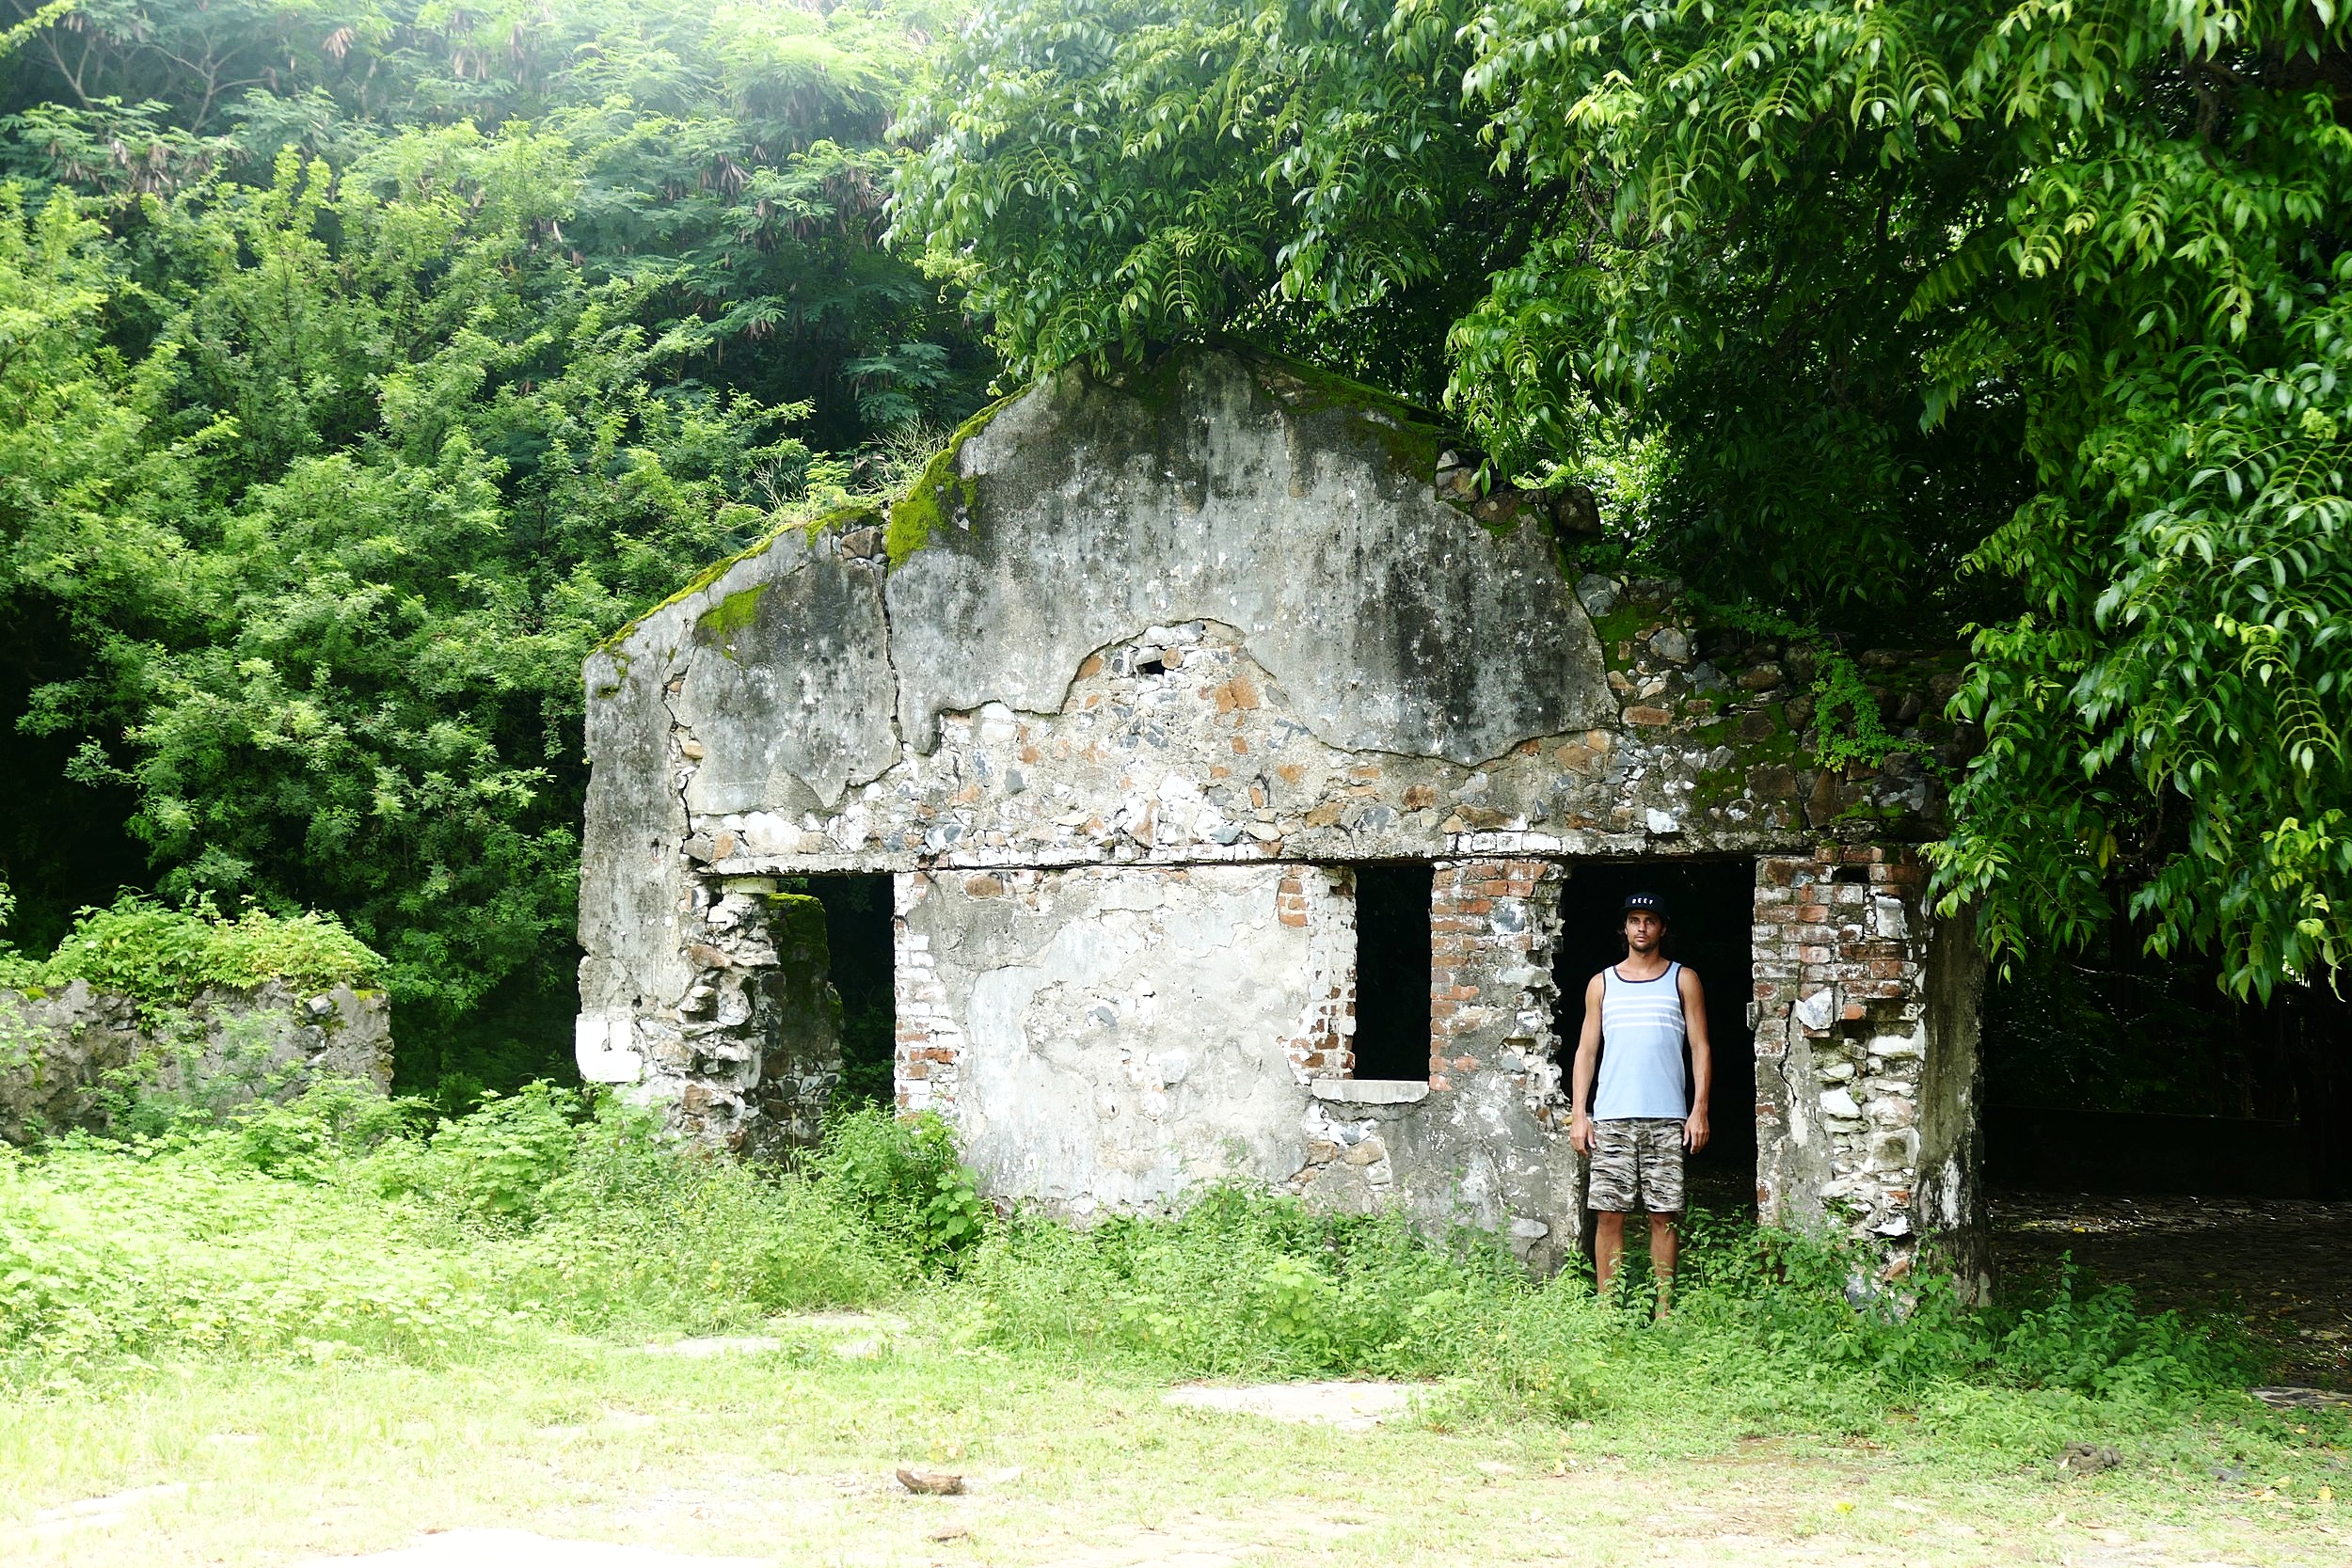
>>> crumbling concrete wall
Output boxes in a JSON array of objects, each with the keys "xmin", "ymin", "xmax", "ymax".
[
  {"xmin": 1916, "ymin": 909, "xmax": 1989, "ymax": 1295},
  {"xmin": 0, "ymin": 982, "xmax": 391, "ymax": 1144},
  {"xmin": 893, "ymin": 863, "xmax": 1352, "ymax": 1212},
  {"xmin": 893, "ymin": 858, "xmax": 1586, "ymax": 1256},
  {"xmin": 577, "ymin": 341, "xmax": 1984, "ymax": 1268}
]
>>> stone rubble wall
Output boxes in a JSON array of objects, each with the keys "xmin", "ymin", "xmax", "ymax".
[
  {"xmin": 1751, "ymin": 847, "xmax": 1984, "ymax": 1285},
  {"xmin": 0, "ymin": 981, "xmax": 391, "ymax": 1144},
  {"xmin": 579, "ymin": 877, "xmax": 841, "ymax": 1156}
]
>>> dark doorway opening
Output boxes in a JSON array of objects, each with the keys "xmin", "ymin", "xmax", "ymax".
[
  {"xmin": 1552, "ymin": 860, "xmax": 1758, "ymax": 1204},
  {"xmin": 800, "ymin": 875, "xmax": 896, "ymax": 1106},
  {"xmin": 1352, "ymin": 863, "xmax": 1434, "ymax": 1081}
]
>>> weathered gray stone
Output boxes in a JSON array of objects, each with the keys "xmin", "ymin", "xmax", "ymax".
[
  {"xmin": 1574, "ymin": 574, "xmax": 1623, "ymax": 618},
  {"xmin": 1753, "ymin": 848, "xmax": 1983, "ymax": 1280},
  {"xmin": 885, "ymin": 354, "xmax": 1612, "ymax": 766},
  {"xmin": 895, "ymin": 863, "xmax": 1349, "ymax": 1210},
  {"xmin": 0, "ymin": 981, "xmax": 391, "ymax": 1143}
]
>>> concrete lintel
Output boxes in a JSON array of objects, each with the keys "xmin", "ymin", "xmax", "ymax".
[{"xmin": 1311, "ymin": 1079, "xmax": 1432, "ymax": 1106}]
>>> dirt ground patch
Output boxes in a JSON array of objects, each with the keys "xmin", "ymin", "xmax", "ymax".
[
  {"xmin": 1992, "ymin": 1191, "xmax": 2352, "ymax": 1386},
  {"xmin": 1160, "ymin": 1382, "xmax": 1416, "ymax": 1429}
]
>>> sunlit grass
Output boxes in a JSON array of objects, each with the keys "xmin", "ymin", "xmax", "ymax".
[{"xmin": 0, "ymin": 1087, "xmax": 2344, "ymax": 1563}]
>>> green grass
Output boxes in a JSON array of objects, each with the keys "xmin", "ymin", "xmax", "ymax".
[{"xmin": 0, "ymin": 1087, "xmax": 2345, "ymax": 1564}]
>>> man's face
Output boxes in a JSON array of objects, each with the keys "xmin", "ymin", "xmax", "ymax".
[{"xmin": 1624, "ymin": 911, "xmax": 1663, "ymax": 953}]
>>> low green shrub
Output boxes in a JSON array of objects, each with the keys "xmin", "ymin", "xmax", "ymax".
[
  {"xmin": 0, "ymin": 1079, "xmax": 2291, "ymax": 1465},
  {"xmin": 466, "ymin": 1093, "xmax": 915, "ymax": 1326},
  {"xmin": 0, "ymin": 1132, "xmax": 517, "ymax": 1373},
  {"xmin": 811, "ymin": 1104, "xmax": 992, "ymax": 1263},
  {"xmin": 227, "ymin": 1077, "xmax": 423, "ymax": 1178},
  {"xmin": 0, "ymin": 895, "xmax": 383, "ymax": 1005},
  {"xmin": 955, "ymin": 1187, "xmax": 1521, "ymax": 1377},
  {"xmin": 942, "ymin": 1182, "xmax": 2263, "ymax": 1436},
  {"xmin": 376, "ymin": 1082, "xmax": 588, "ymax": 1221}
]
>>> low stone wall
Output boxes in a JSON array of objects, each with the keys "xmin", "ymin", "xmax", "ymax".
[{"xmin": 0, "ymin": 981, "xmax": 392, "ymax": 1143}]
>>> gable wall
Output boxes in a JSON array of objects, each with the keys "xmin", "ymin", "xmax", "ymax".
[{"xmin": 577, "ymin": 346, "xmax": 1981, "ymax": 1272}]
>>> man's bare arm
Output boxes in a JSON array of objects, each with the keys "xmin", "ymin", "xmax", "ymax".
[
  {"xmin": 1569, "ymin": 971, "xmax": 1604, "ymax": 1153},
  {"xmin": 1680, "ymin": 966, "xmax": 1713, "ymax": 1153}
]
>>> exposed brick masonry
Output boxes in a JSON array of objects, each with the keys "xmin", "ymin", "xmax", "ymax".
[
  {"xmin": 1754, "ymin": 846, "xmax": 1972, "ymax": 1277},
  {"xmin": 1431, "ymin": 859, "xmax": 1567, "ymax": 1116},
  {"xmin": 893, "ymin": 870, "xmax": 967, "ymax": 1117}
]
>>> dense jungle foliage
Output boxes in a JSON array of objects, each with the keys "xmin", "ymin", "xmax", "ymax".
[
  {"xmin": 898, "ymin": 0, "xmax": 2352, "ymax": 1002},
  {"xmin": 0, "ymin": 0, "xmax": 2344, "ymax": 1101},
  {"xmin": 0, "ymin": 0, "xmax": 988, "ymax": 1089}
]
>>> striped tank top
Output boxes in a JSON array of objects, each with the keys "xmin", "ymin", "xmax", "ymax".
[{"xmin": 1592, "ymin": 960, "xmax": 1689, "ymax": 1120}]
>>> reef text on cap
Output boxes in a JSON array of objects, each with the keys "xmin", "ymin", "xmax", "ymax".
[{"xmin": 1621, "ymin": 891, "xmax": 1667, "ymax": 920}]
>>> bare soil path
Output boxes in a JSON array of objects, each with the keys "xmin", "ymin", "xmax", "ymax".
[
  {"xmin": 4, "ymin": 1324, "xmax": 2343, "ymax": 1568},
  {"xmin": 1993, "ymin": 1192, "xmax": 2352, "ymax": 1388}
]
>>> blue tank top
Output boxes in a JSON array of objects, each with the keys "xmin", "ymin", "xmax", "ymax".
[{"xmin": 1593, "ymin": 960, "xmax": 1689, "ymax": 1120}]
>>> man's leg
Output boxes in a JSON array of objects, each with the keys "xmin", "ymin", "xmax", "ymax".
[
  {"xmin": 1594, "ymin": 1211, "xmax": 1628, "ymax": 1295},
  {"xmin": 1584, "ymin": 1119, "xmax": 1639, "ymax": 1299},
  {"xmin": 1648, "ymin": 1212, "xmax": 1679, "ymax": 1313}
]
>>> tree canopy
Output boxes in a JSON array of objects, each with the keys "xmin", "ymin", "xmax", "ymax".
[
  {"xmin": 896, "ymin": 0, "xmax": 2352, "ymax": 997},
  {"xmin": 0, "ymin": 0, "xmax": 987, "ymax": 1091}
]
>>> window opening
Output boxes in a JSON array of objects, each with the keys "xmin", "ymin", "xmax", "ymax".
[
  {"xmin": 800, "ymin": 874, "xmax": 896, "ymax": 1105},
  {"xmin": 1351, "ymin": 863, "xmax": 1434, "ymax": 1081}
]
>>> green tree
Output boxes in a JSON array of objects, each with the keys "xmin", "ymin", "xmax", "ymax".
[
  {"xmin": 0, "ymin": 0, "xmax": 988, "ymax": 1089},
  {"xmin": 897, "ymin": 0, "xmax": 2352, "ymax": 997}
]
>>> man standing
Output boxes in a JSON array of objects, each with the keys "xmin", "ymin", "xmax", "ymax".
[{"xmin": 1568, "ymin": 891, "xmax": 1712, "ymax": 1307}]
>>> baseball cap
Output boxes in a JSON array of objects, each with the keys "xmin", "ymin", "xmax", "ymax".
[{"xmin": 1620, "ymin": 891, "xmax": 1667, "ymax": 920}]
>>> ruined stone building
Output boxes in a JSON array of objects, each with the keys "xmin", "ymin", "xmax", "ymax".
[{"xmin": 576, "ymin": 347, "xmax": 1987, "ymax": 1282}]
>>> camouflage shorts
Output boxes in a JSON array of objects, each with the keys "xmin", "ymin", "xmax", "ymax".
[{"xmin": 1586, "ymin": 1117, "xmax": 1686, "ymax": 1213}]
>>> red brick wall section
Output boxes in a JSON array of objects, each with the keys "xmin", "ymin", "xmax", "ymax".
[
  {"xmin": 1753, "ymin": 845, "xmax": 1936, "ymax": 1262},
  {"xmin": 1279, "ymin": 868, "xmax": 1357, "ymax": 1080},
  {"xmin": 1429, "ymin": 859, "xmax": 1567, "ymax": 1112}
]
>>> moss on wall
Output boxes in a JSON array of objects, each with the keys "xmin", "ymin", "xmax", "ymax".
[
  {"xmin": 1239, "ymin": 349, "xmax": 1454, "ymax": 482},
  {"xmin": 885, "ymin": 394, "xmax": 1020, "ymax": 564},
  {"xmin": 693, "ymin": 585, "xmax": 768, "ymax": 659},
  {"xmin": 592, "ymin": 504, "xmax": 883, "ymax": 663},
  {"xmin": 761, "ymin": 892, "xmax": 833, "ymax": 961},
  {"xmin": 0, "ymin": 896, "xmax": 384, "ymax": 1006}
]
